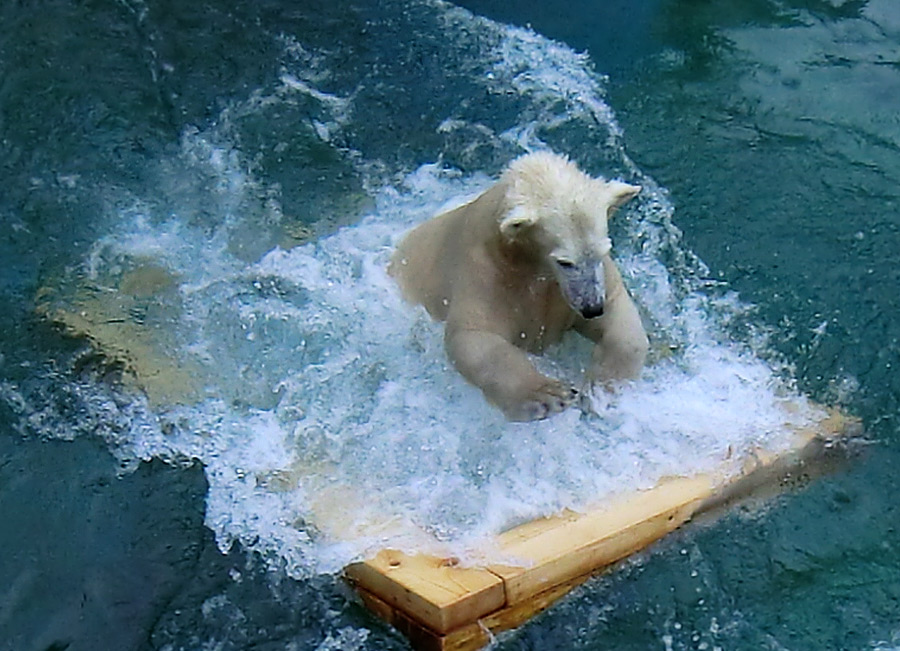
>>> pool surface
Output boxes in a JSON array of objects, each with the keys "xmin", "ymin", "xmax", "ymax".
[{"xmin": 1, "ymin": 1, "xmax": 899, "ymax": 649}]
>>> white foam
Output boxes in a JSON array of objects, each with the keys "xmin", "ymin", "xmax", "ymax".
[{"xmin": 49, "ymin": 156, "xmax": 818, "ymax": 575}]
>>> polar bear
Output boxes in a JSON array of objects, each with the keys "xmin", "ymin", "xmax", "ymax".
[{"xmin": 389, "ymin": 152, "xmax": 648, "ymax": 421}]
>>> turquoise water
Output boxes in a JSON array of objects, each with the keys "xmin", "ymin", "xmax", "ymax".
[{"xmin": 1, "ymin": 1, "xmax": 899, "ymax": 650}]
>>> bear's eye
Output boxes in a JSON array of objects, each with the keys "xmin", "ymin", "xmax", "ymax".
[{"xmin": 556, "ymin": 259, "xmax": 576, "ymax": 270}]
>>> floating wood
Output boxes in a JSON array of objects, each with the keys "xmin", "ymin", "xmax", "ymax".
[
  {"xmin": 34, "ymin": 278, "xmax": 859, "ymax": 648},
  {"xmin": 345, "ymin": 407, "xmax": 859, "ymax": 650}
]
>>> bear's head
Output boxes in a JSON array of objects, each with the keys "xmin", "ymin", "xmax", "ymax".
[{"xmin": 499, "ymin": 152, "xmax": 641, "ymax": 319}]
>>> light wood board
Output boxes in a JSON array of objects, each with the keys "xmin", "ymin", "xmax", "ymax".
[{"xmin": 345, "ymin": 406, "xmax": 859, "ymax": 650}]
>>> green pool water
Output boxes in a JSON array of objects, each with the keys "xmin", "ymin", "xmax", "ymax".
[{"xmin": 1, "ymin": 1, "xmax": 898, "ymax": 649}]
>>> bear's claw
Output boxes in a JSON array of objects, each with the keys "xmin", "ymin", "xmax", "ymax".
[{"xmin": 505, "ymin": 381, "xmax": 579, "ymax": 421}]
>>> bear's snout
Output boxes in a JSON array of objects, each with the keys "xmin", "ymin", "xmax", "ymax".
[
  {"xmin": 556, "ymin": 260, "xmax": 606, "ymax": 320},
  {"xmin": 581, "ymin": 303, "xmax": 604, "ymax": 319}
]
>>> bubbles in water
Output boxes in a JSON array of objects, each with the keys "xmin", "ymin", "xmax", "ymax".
[{"xmin": 313, "ymin": 627, "xmax": 370, "ymax": 651}]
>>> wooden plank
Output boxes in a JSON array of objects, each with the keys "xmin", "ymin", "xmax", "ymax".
[
  {"xmin": 356, "ymin": 588, "xmax": 451, "ymax": 651},
  {"xmin": 347, "ymin": 405, "xmax": 861, "ymax": 651},
  {"xmin": 35, "ymin": 270, "xmax": 204, "ymax": 406},
  {"xmin": 485, "ymin": 406, "xmax": 859, "ymax": 606},
  {"xmin": 487, "ymin": 475, "xmax": 714, "ymax": 604},
  {"xmin": 345, "ymin": 550, "xmax": 505, "ymax": 635},
  {"xmin": 444, "ymin": 571, "xmax": 600, "ymax": 650},
  {"xmin": 356, "ymin": 569, "xmax": 598, "ymax": 651},
  {"xmin": 696, "ymin": 406, "xmax": 858, "ymax": 516}
]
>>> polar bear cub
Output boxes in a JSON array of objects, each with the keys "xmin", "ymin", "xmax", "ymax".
[{"xmin": 389, "ymin": 152, "xmax": 648, "ymax": 421}]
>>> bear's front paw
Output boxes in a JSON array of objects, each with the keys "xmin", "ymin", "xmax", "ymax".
[{"xmin": 503, "ymin": 380, "xmax": 579, "ymax": 422}]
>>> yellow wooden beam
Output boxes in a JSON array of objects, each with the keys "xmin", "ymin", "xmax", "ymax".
[
  {"xmin": 345, "ymin": 550, "xmax": 505, "ymax": 635},
  {"xmin": 355, "ymin": 570, "xmax": 596, "ymax": 651},
  {"xmin": 346, "ymin": 405, "xmax": 860, "ymax": 651},
  {"xmin": 487, "ymin": 475, "xmax": 714, "ymax": 604}
]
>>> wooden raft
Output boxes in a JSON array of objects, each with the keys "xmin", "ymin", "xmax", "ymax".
[
  {"xmin": 34, "ymin": 259, "xmax": 859, "ymax": 648},
  {"xmin": 344, "ymin": 408, "xmax": 859, "ymax": 651}
]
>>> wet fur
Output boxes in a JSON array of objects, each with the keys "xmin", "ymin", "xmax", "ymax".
[{"xmin": 389, "ymin": 152, "xmax": 648, "ymax": 421}]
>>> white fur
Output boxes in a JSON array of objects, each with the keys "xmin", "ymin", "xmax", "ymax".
[{"xmin": 389, "ymin": 152, "xmax": 648, "ymax": 421}]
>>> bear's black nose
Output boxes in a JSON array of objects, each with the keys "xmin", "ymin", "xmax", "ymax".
[{"xmin": 581, "ymin": 304, "xmax": 604, "ymax": 319}]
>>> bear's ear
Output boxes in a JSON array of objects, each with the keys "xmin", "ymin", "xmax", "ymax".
[
  {"xmin": 607, "ymin": 181, "xmax": 642, "ymax": 213},
  {"xmin": 499, "ymin": 207, "xmax": 538, "ymax": 239}
]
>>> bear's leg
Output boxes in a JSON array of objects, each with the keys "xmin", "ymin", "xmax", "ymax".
[
  {"xmin": 445, "ymin": 328, "xmax": 578, "ymax": 421},
  {"xmin": 587, "ymin": 295, "xmax": 649, "ymax": 386}
]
